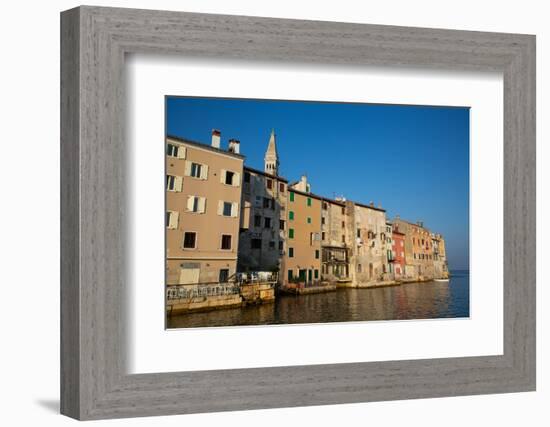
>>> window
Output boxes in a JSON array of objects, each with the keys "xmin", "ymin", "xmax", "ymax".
[
  {"xmin": 279, "ymin": 219, "xmax": 285, "ymax": 230},
  {"xmin": 315, "ymin": 250, "xmax": 320, "ymax": 259},
  {"xmin": 357, "ymin": 229, "xmax": 361, "ymax": 238},
  {"xmin": 341, "ymin": 221, "xmax": 345, "ymax": 228},
  {"xmin": 342, "ymin": 235, "xmax": 346, "ymax": 243},
  {"xmin": 190, "ymin": 162, "xmax": 202, "ymax": 178},
  {"xmin": 186, "ymin": 196, "xmax": 206, "ymax": 213},
  {"xmin": 289, "ymin": 228, "xmax": 294, "ymax": 239},
  {"xmin": 218, "ymin": 200, "xmax": 239, "ymax": 218},
  {"xmin": 219, "ymin": 269, "xmax": 229, "ymax": 283},
  {"xmin": 244, "ymin": 171, "xmax": 251, "ymax": 183},
  {"xmin": 288, "ymin": 247, "xmax": 294, "ymax": 258},
  {"xmin": 288, "ymin": 269, "xmax": 293, "ymax": 281},
  {"xmin": 225, "ymin": 170, "xmax": 235, "ymax": 185},
  {"xmin": 289, "ymin": 191, "xmax": 295, "ymax": 202},
  {"xmin": 263, "ymin": 197, "xmax": 270, "ymax": 208},
  {"xmin": 166, "ymin": 211, "xmax": 179, "ymax": 229},
  {"xmin": 183, "ymin": 232, "xmax": 197, "ymax": 249},
  {"xmin": 222, "ymin": 201, "xmax": 232, "ymax": 217},
  {"xmin": 251, "ymin": 239, "xmax": 261, "ymax": 249},
  {"xmin": 166, "ymin": 174, "xmax": 183, "ymax": 192},
  {"xmin": 358, "ymin": 264, "xmax": 362, "ymax": 273},
  {"xmin": 307, "ymin": 217, "xmax": 312, "ymax": 224},
  {"xmin": 321, "ymin": 217, "xmax": 325, "ymax": 225},
  {"xmin": 314, "ymin": 269, "xmax": 319, "ymax": 279},
  {"xmin": 269, "ymin": 241, "xmax": 275, "ymax": 250},
  {"xmin": 270, "ymin": 198, "xmax": 275, "ymax": 209},
  {"xmin": 166, "ymin": 143, "xmax": 179, "ymax": 157},
  {"xmin": 322, "ymin": 202, "xmax": 328, "ymax": 210},
  {"xmin": 266, "ymin": 179, "xmax": 273, "ymax": 189},
  {"xmin": 341, "ymin": 207, "xmax": 345, "ymax": 214},
  {"xmin": 322, "ymin": 231, "xmax": 326, "ymax": 240},
  {"xmin": 264, "ymin": 217, "xmax": 272, "ymax": 228},
  {"xmin": 254, "ymin": 215, "xmax": 261, "ymax": 227},
  {"xmin": 279, "ymin": 182, "xmax": 285, "ymax": 193},
  {"xmin": 307, "ymin": 197, "xmax": 312, "ymax": 207},
  {"xmin": 289, "ymin": 211, "xmax": 294, "ymax": 221},
  {"xmin": 221, "ymin": 234, "xmax": 232, "ymax": 250},
  {"xmin": 278, "ymin": 241, "xmax": 283, "ymax": 250}
]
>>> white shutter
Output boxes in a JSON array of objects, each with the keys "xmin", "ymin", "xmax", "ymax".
[
  {"xmin": 184, "ymin": 161, "xmax": 192, "ymax": 176},
  {"xmin": 231, "ymin": 202, "xmax": 239, "ymax": 217},
  {"xmin": 201, "ymin": 164, "xmax": 209, "ymax": 180},
  {"xmin": 186, "ymin": 196, "xmax": 195, "ymax": 212},
  {"xmin": 198, "ymin": 197, "xmax": 206, "ymax": 213},
  {"xmin": 177, "ymin": 146, "xmax": 186, "ymax": 159},
  {"xmin": 233, "ymin": 172, "xmax": 241, "ymax": 187},
  {"xmin": 220, "ymin": 169, "xmax": 226, "ymax": 184},
  {"xmin": 168, "ymin": 211, "xmax": 179, "ymax": 229},
  {"xmin": 174, "ymin": 176, "xmax": 183, "ymax": 192},
  {"xmin": 217, "ymin": 200, "xmax": 224, "ymax": 216}
]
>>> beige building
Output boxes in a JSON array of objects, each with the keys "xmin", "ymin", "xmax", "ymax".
[
  {"xmin": 392, "ymin": 218, "xmax": 435, "ymax": 280},
  {"xmin": 320, "ymin": 196, "xmax": 350, "ymax": 282},
  {"xmin": 238, "ymin": 130, "xmax": 288, "ymax": 273},
  {"xmin": 432, "ymin": 233, "xmax": 449, "ymax": 278},
  {"xmin": 284, "ymin": 185, "xmax": 322, "ymax": 285},
  {"xmin": 165, "ymin": 132, "xmax": 244, "ymax": 286},
  {"xmin": 348, "ymin": 201, "xmax": 391, "ymax": 285}
]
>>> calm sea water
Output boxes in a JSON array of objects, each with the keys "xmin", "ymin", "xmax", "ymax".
[{"xmin": 167, "ymin": 270, "xmax": 470, "ymax": 329}]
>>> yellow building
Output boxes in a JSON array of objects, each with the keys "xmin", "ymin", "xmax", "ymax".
[{"xmin": 165, "ymin": 132, "xmax": 244, "ymax": 286}]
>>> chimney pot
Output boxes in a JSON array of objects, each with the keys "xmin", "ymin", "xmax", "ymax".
[
  {"xmin": 228, "ymin": 139, "xmax": 240, "ymax": 154},
  {"xmin": 211, "ymin": 129, "xmax": 221, "ymax": 148}
]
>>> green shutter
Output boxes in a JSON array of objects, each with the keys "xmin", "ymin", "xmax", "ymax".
[
  {"xmin": 289, "ymin": 211, "xmax": 294, "ymax": 221},
  {"xmin": 314, "ymin": 269, "xmax": 319, "ymax": 279},
  {"xmin": 289, "ymin": 228, "xmax": 294, "ymax": 239},
  {"xmin": 290, "ymin": 192, "xmax": 295, "ymax": 202},
  {"xmin": 289, "ymin": 248, "xmax": 294, "ymax": 258},
  {"xmin": 315, "ymin": 250, "xmax": 319, "ymax": 259},
  {"xmin": 307, "ymin": 197, "xmax": 312, "ymax": 206},
  {"xmin": 307, "ymin": 216, "xmax": 311, "ymax": 224},
  {"xmin": 288, "ymin": 269, "xmax": 293, "ymax": 280}
]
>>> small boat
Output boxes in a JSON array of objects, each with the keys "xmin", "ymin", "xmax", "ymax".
[{"xmin": 434, "ymin": 278, "xmax": 450, "ymax": 282}]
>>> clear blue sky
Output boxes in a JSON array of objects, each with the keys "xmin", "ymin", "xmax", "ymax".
[{"xmin": 166, "ymin": 97, "xmax": 470, "ymax": 270}]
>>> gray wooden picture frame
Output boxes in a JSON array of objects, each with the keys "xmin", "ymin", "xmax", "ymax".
[{"xmin": 60, "ymin": 5, "xmax": 536, "ymax": 420}]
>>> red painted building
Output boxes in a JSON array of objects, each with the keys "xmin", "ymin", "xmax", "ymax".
[{"xmin": 392, "ymin": 229, "xmax": 406, "ymax": 278}]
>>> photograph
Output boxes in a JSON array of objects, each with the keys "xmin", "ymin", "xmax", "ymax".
[{"xmin": 165, "ymin": 97, "xmax": 470, "ymax": 329}]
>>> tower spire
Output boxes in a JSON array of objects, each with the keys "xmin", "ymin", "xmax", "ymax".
[{"xmin": 264, "ymin": 128, "xmax": 279, "ymax": 175}]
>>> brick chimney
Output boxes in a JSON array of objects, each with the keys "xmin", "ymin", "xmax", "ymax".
[
  {"xmin": 228, "ymin": 139, "xmax": 240, "ymax": 154},
  {"xmin": 211, "ymin": 129, "xmax": 221, "ymax": 148}
]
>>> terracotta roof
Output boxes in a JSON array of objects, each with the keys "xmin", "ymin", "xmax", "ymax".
[{"xmin": 166, "ymin": 134, "xmax": 245, "ymax": 159}]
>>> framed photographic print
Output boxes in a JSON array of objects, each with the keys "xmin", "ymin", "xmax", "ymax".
[{"xmin": 61, "ymin": 6, "xmax": 536, "ymax": 420}]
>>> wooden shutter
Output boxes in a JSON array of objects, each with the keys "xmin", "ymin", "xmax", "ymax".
[
  {"xmin": 184, "ymin": 161, "xmax": 192, "ymax": 176},
  {"xmin": 186, "ymin": 196, "xmax": 195, "ymax": 212},
  {"xmin": 233, "ymin": 172, "xmax": 241, "ymax": 187},
  {"xmin": 177, "ymin": 146, "xmax": 186, "ymax": 159},
  {"xmin": 217, "ymin": 200, "xmax": 224, "ymax": 216},
  {"xmin": 220, "ymin": 169, "xmax": 226, "ymax": 184},
  {"xmin": 168, "ymin": 211, "xmax": 179, "ymax": 229},
  {"xmin": 174, "ymin": 176, "xmax": 183, "ymax": 192},
  {"xmin": 200, "ymin": 164, "xmax": 209, "ymax": 180},
  {"xmin": 198, "ymin": 197, "xmax": 206, "ymax": 213},
  {"xmin": 231, "ymin": 202, "xmax": 238, "ymax": 217}
]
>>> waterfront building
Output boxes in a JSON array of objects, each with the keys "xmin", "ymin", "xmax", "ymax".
[
  {"xmin": 237, "ymin": 130, "xmax": 288, "ymax": 273},
  {"xmin": 391, "ymin": 226, "xmax": 406, "ymax": 279},
  {"xmin": 392, "ymin": 218, "xmax": 435, "ymax": 280},
  {"xmin": 432, "ymin": 233, "xmax": 449, "ymax": 278},
  {"xmin": 348, "ymin": 201, "xmax": 391, "ymax": 285},
  {"xmin": 284, "ymin": 178, "xmax": 322, "ymax": 285},
  {"xmin": 320, "ymin": 196, "xmax": 351, "ymax": 283},
  {"xmin": 165, "ymin": 132, "xmax": 244, "ymax": 286}
]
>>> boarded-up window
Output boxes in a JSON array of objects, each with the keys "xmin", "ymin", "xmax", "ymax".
[{"xmin": 179, "ymin": 265, "xmax": 200, "ymax": 284}]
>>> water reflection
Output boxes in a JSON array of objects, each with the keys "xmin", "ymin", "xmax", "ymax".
[{"xmin": 168, "ymin": 270, "xmax": 470, "ymax": 329}]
